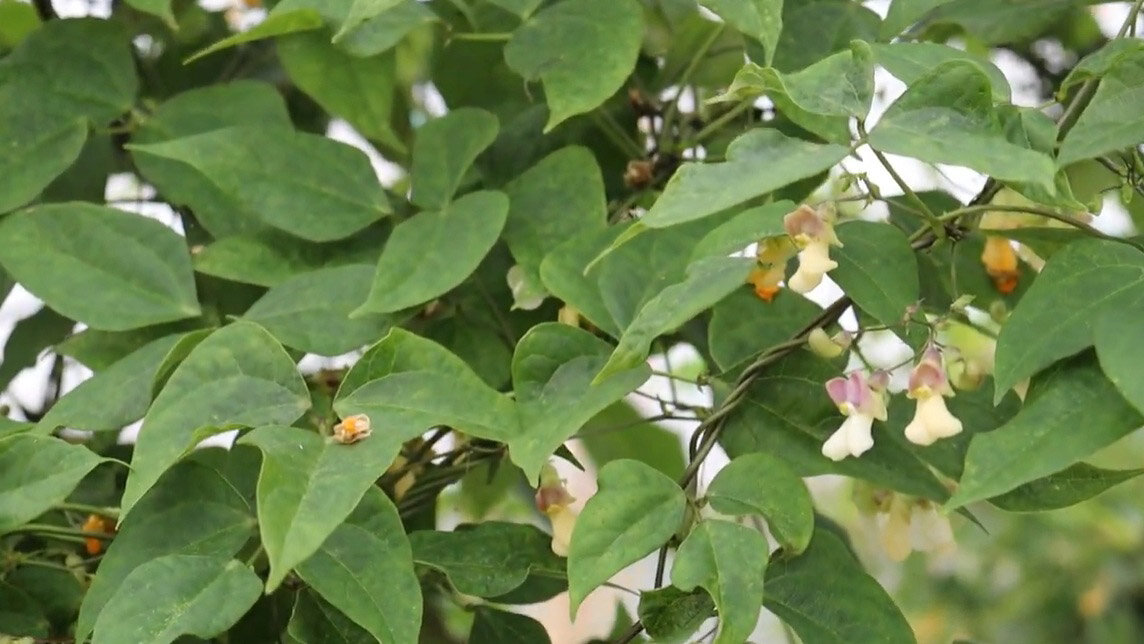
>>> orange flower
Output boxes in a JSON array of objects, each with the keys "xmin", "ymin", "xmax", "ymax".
[
  {"xmin": 332, "ymin": 414, "xmax": 372, "ymax": 444},
  {"xmin": 981, "ymin": 236, "xmax": 1019, "ymax": 294},
  {"xmin": 748, "ymin": 237, "xmax": 796, "ymax": 301},
  {"xmin": 81, "ymin": 514, "xmax": 115, "ymax": 555}
]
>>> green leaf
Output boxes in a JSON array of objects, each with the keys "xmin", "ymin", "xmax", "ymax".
[
  {"xmin": 1058, "ymin": 49, "xmax": 1144, "ymax": 166},
  {"xmin": 410, "ymin": 521, "xmax": 566, "ymax": 597},
  {"xmin": 120, "ymin": 322, "xmax": 310, "ymax": 516},
  {"xmin": 485, "ymin": 0, "xmax": 541, "ymax": 19},
  {"xmin": 504, "ymin": 0, "xmax": 643, "ymax": 130},
  {"xmin": 539, "ymin": 226, "xmax": 626, "ymax": 337},
  {"xmin": 765, "ymin": 529, "xmax": 914, "ymax": 644},
  {"xmin": 192, "ymin": 228, "xmax": 382, "ymax": 288},
  {"xmin": 919, "ymin": 0, "xmax": 1087, "ymax": 47},
  {"xmin": 879, "ymin": 0, "xmax": 954, "ymax": 39},
  {"xmin": 129, "ymin": 126, "xmax": 389, "ymax": 242},
  {"xmin": 830, "ymin": 221, "xmax": 919, "ymax": 327},
  {"xmin": 240, "ymin": 425, "xmax": 407, "ymax": 592},
  {"xmin": 356, "ymin": 190, "xmax": 508, "ymax": 313},
  {"xmin": 1096, "ymin": 301, "xmax": 1144, "ymax": 415},
  {"xmin": 125, "ymin": 0, "xmax": 176, "ymax": 27},
  {"xmin": 689, "ymin": 202, "xmax": 792, "ymax": 262},
  {"xmin": 0, "ymin": 109, "xmax": 86, "ymax": 214},
  {"xmin": 577, "ymin": 402, "xmax": 687, "ymax": 479},
  {"xmin": 278, "ymin": 31, "xmax": 404, "ymax": 152},
  {"xmin": 0, "ymin": 583, "xmax": 47, "ymax": 637},
  {"xmin": 36, "ymin": 334, "xmax": 184, "ymax": 434},
  {"xmin": 637, "ymin": 586, "xmax": 715, "ymax": 644},
  {"xmin": 0, "ymin": 1, "xmax": 40, "ymax": 49},
  {"xmin": 4, "ymin": 566, "xmax": 83, "ymax": 627},
  {"xmin": 708, "ymin": 289, "xmax": 821, "ymax": 373},
  {"xmin": 75, "ymin": 451, "xmax": 258, "ymax": 642},
  {"xmin": 410, "ymin": 108, "xmax": 499, "ymax": 210},
  {"xmin": 92, "ymin": 555, "xmax": 262, "ymax": 644},
  {"xmin": 185, "ymin": 9, "xmax": 325, "ymax": 63},
  {"xmin": 333, "ymin": 0, "xmax": 403, "ymax": 41},
  {"xmin": 333, "ymin": 0, "xmax": 438, "ymax": 57},
  {"xmin": 244, "ymin": 265, "xmax": 393, "ymax": 356},
  {"xmin": 871, "ymin": 42, "xmax": 1010, "ymax": 102},
  {"xmin": 707, "ymin": 452, "xmax": 814, "ymax": 554},
  {"xmin": 596, "ymin": 257, "xmax": 754, "ymax": 382},
  {"xmin": 470, "ymin": 607, "xmax": 551, "ymax": 644},
  {"xmin": 503, "ymin": 146, "xmax": 607, "ymax": 282},
  {"xmin": 1059, "ymin": 38, "xmax": 1144, "ymax": 94},
  {"xmin": 509, "ymin": 323, "xmax": 649, "ymax": 483},
  {"xmin": 285, "ymin": 590, "xmax": 374, "ymax": 644},
  {"xmin": 868, "ymin": 61, "xmax": 1056, "ymax": 189},
  {"xmin": 0, "ymin": 307, "xmax": 75, "ymax": 390},
  {"xmin": 993, "ymin": 239, "xmax": 1144, "ymax": 400},
  {"xmin": 990, "ymin": 462, "xmax": 1144, "ymax": 512},
  {"xmin": 671, "ymin": 520, "xmax": 768, "ymax": 644},
  {"xmin": 700, "ymin": 0, "xmax": 782, "ymax": 65},
  {"xmin": 130, "ymin": 81, "xmax": 292, "ymax": 238},
  {"xmin": 336, "ymin": 327, "xmax": 479, "ymax": 395},
  {"xmin": 0, "ymin": 204, "xmax": 200, "ymax": 330},
  {"xmin": 951, "ymin": 350, "xmax": 1144, "ymax": 508},
  {"xmin": 642, "ymin": 129, "xmax": 848, "ymax": 229},
  {"xmin": 720, "ymin": 352, "xmax": 951, "ymax": 500},
  {"xmin": 568, "ymin": 459, "xmax": 686, "ymax": 613},
  {"xmin": 335, "ymin": 370, "xmax": 519, "ymax": 443},
  {"xmin": 0, "ymin": 434, "xmax": 106, "ymax": 533},
  {"xmin": 771, "ymin": 1, "xmax": 880, "ymax": 73},
  {"xmin": 296, "ymin": 488, "xmax": 421, "ymax": 643},
  {"xmin": 716, "ymin": 47, "xmax": 874, "ymax": 143},
  {"xmin": 0, "ymin": 18, "xmax": 138, "ymax": 123}
]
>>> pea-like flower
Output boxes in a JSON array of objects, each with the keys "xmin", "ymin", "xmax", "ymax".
[
  {"xmin": 747, "ymin": 237, "xmax": 796, "ymax": 301},
  {"xmin": 535, "ymin": 462, "xmax": 577, "ymax": 557},
  {"xmin": 822, "ymin": 371, "xmax": 888, "ymax": 461},
  {"xmin": 981, "ymin": 236, "xmax": 1019, "ymax": 295},
  {"xmin": 783, "ymin": 204, "xmax": 842, "ymax": 294},
  {"xmin": 332, "ymin": 414, "xmax": 372, "ymax": 445},
  {"xmin": 877, "ymin": 495, "xmax": 955, "ymax": 562},
  {"xmin": 904, "ymin": 347, "xmax": 962, "ymax": 446}
]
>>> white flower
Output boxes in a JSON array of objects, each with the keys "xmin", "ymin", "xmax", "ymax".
[
  {"xmin": 822, "ymin": 371, "xmax": 888, "ymax": 461},
  {"xmin": 783, "ymin": 204, "xmax": 841, "ymax": 294},
  {"xmin": 332, "ymin": 414, "xmax": 371, "ymax": 444},
  {"xmin": 875, "ymin": 495, "xmax": 955, "ymax": 561},
  {"xmin": 547, "ymin": 505, "xmax": 577, "ymax": 557},
  {"xmin": 903, "ymin": 347, "xmax": 963, "ymax": 446}
]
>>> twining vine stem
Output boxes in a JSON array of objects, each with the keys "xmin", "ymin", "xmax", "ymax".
[{"xmin": 614, "ymin": 7, "xmax": 1144, "ymax": 633}]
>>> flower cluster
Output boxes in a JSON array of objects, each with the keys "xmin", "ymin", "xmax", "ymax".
[
  {"xmin": 822, "ymin": 343, "xmax": 968, "ymax": 461},
  {"xmin": 746, "ymin": 204, "xmax": 842, "ymax": 301},
  {"xmin": 855, "ymin": 485, "xmax": 955, "ymax": 561}
]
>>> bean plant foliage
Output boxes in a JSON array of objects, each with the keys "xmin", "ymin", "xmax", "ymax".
[{"xmin": 2, "ymin": 0, "xmax": 1144, "ymax": 642}]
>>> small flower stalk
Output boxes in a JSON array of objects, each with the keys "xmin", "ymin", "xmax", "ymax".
[
  {"xmin": 332, "ymin": 414, "xmax": 372, "ymax": 445},
  {"xmin": 904, "ymin": 347, "xmax": 962, "ymax": 446},
  {"xmin": 535, "ymin": 462, "xmax": 577, "ymax": 557},
  {"xmin": 822, "ymin": 371, "xmax": 888, "ymax": 461},
  {"xmin": 747, "ymin": 237, "xmax": 796, "ymax": 301},
  {"xmin": 783, "ymin": 204, "xmax": 842, "ymax": 294}
]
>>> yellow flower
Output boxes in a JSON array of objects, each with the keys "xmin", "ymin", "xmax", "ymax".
[
  {"xmin": 747, "ymin": 237, "xmax": 796, "ymax": 301},
  {"xmin": 535, "ymin": 462, "xmax": 577, "ymax": 557},
  {"xmin": 332, "ymin": 414, "xmax": 372, "ymax": 444}
]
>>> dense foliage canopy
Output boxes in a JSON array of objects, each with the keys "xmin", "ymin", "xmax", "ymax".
[{"xmin": 2, "ymin": 0, "xmax": 1144, "ymax": 642}]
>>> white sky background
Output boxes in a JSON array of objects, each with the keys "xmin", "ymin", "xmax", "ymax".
[{"xmin": 2, "ymin": 1, "xmax": 1143, "ymax": 641}]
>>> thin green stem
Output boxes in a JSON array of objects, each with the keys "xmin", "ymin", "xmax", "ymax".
[
  {"xmin": 1058, "ymin": 0, "xmax": 1144, "ymax": 139},
  {"xmin": 449, "ymin": 32, "xmax": 512, "ymax": 42},
  {"xmin": 938, "ymin": 203, "xmax": 1143, "ymax": 249},
  {"xmin": 660, "ymin": 24, "xmax": 725, "ymax": 150},
  {"xmin": 10, "ymin": 524, "xmax": 114, "ymax": 540},
  {"xmin": 685, "ymin": 99, "xmax": 752, "ymax": 148},
  {"xmin": 856, "ymin": 120, "xmax": 940, "ymax": 230},
  {"xmin": 591, "ymin": 111, "xmax": 645, "ymax": 159},
  {"xmin": 53, "ymin": 502, "xmax": 118, "ymax": 519}
]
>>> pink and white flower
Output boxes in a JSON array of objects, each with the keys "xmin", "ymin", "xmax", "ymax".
[
  {"xmin": 822, "ymin": 371, "xmax": 888, "ymax": 461},
  {"xmin": 904, "ymin": 346, "xmax": 963, "ymax": 446}
]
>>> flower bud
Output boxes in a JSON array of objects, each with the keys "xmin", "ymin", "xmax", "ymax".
[
  {"xmin": 332, "ymin": 414, "xmax": 372, "ymax": 444},
  {"xmin": 535, "ymin": 462, "xmax": 577, "ymax": 557}
]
